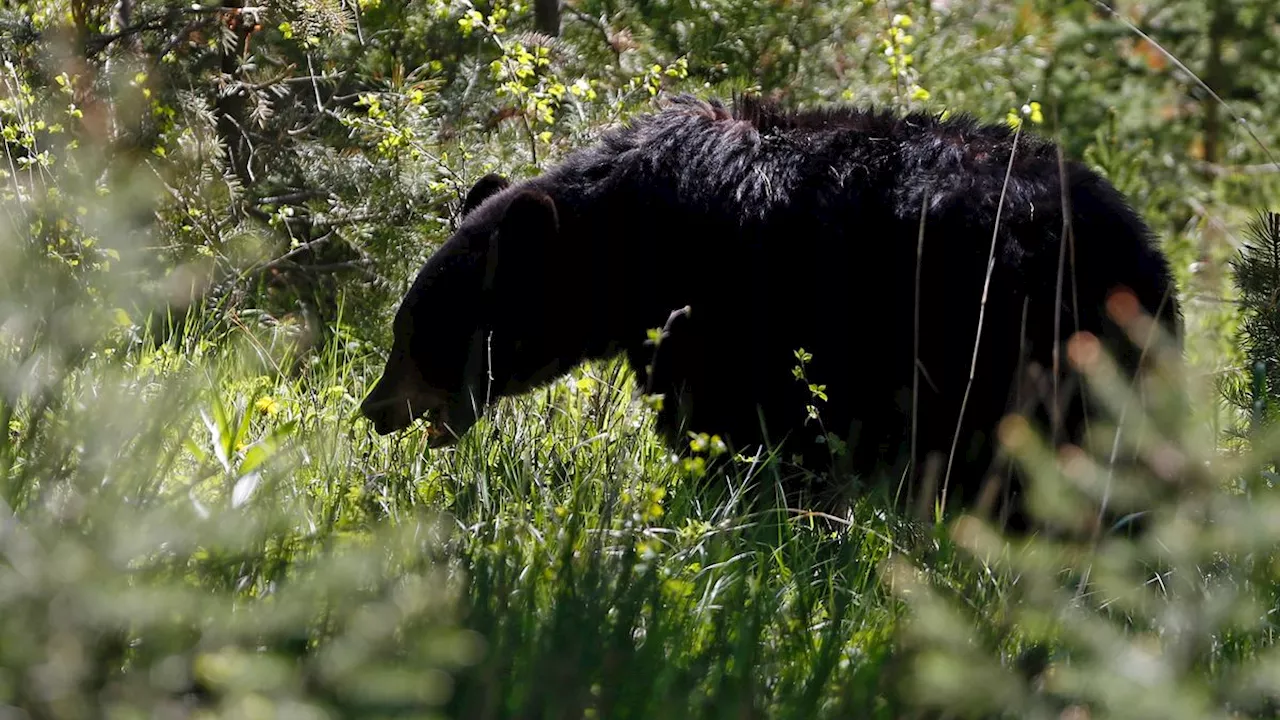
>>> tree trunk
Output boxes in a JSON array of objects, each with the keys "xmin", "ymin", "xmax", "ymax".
[
  {"xmin": 1201, "ymin": 0, "xmax": 1230, "ymax": 169},
  {"xmin": 216, "ymin": 0, "xmax": 253, "ymax": 184},
  {"xmin": 534, "ymin": 0, "xmax": 560, "ymax": 36}
]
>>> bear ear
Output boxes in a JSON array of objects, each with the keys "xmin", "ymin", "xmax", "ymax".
[
  {"xmin": 481, "ymin": 189, "xmax": 557, "ymax": 292},
  {"xmin": 461, "ymin": 173, "xmax": 511, "ymax": 217},
  {"xmin": 477, "ymin": 189, "xmax": 557, "ymax": 302},
  {"xmin": 497, "ymin": 188, "xmax": 558, "ymax": 237}
]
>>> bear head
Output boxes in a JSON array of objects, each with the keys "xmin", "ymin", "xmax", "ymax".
[{"xmin": 360, "ymin": 173, "xmax": 583, "ymax": 446}]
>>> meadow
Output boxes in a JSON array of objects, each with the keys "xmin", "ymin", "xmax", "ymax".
[{"xmin": 3, "ymin": 0, "xmax": 1280, "ymax": 717}]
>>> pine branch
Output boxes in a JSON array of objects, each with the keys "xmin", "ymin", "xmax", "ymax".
[{"xmin": 1232, "ymin": 210, "xmax": 1280, "ymax": 435}]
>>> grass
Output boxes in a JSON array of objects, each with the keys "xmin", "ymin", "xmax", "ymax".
[
  {"xmin": 0, "ymin": 283, "xmax": 921, "ymax": 718},
  {"xmin": 6, "ymin": 228, "xmax": 1280, "ymax": 719},
  {"xmin": 2, "ymin": 47, "xmax": 1279, "ymax": 720}
]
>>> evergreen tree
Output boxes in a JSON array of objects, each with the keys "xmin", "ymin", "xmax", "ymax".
[{"xmin": 1231, "ymin": 211, "xmax": 1280, "ymax": 435}]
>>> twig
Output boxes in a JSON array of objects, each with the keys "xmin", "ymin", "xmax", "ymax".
[
  {"xmin": 84, "ymin": 4, "xmax": 228, "ymax": 54},
  {"xmin": 1194, "ymin": 161, "xmax": 1280, "ymax": 177},
  {"xmin": 255, "ymin": 189, "xmax": 331, "ymax": 206},
  {"xmin": 908, "ymin": 190, "xmax": 929, "ymax": 510},
  {"xmin": 563, "ymin": 7, "xmax": 621, "ymax": 62},
  {"xmin": 942, "ymin": 123, "xmax": 1023, "ymax": 512}
]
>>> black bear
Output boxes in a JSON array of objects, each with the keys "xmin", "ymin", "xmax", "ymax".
[{"xmin": 360, "ymin": 94, "xmax": 1183, "ymax": 533}]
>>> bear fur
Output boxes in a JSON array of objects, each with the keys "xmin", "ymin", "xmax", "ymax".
[{"xmin": 360, "ymin": 94, "xmax": 1183, "ymax": 533}]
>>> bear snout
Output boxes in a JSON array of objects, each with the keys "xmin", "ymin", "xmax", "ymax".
[
  {"xmin": 360, "ymin": 376, "xmax": 438, "ymax": 434},
  {"xmin": 359, "ymin": 392, "xmax": 413, "ymax": 435}
]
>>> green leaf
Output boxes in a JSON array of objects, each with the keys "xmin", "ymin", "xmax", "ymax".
[
  {"xmin": 239, "ymin": 420, "xmax": 298, "ymax": 476},
  {"xmin": 183, "ymin": 437, "xmax": 207, "ymax": 464},
  {"xmin": 231, "ymin": 472, "xmax": 261, "ymax": 508},
  {"xmin": 200, "ymin": 407, "xmax": 230, "ymax": 473}
]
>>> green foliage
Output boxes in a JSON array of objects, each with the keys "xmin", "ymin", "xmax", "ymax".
[
  {"xmin": 3, "ymin": 0, "xmax": 1280, "ymax": 717},
  {"xmin": 1228, "ymin": 212, "xmax": 1280, "ymax": 463}
]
